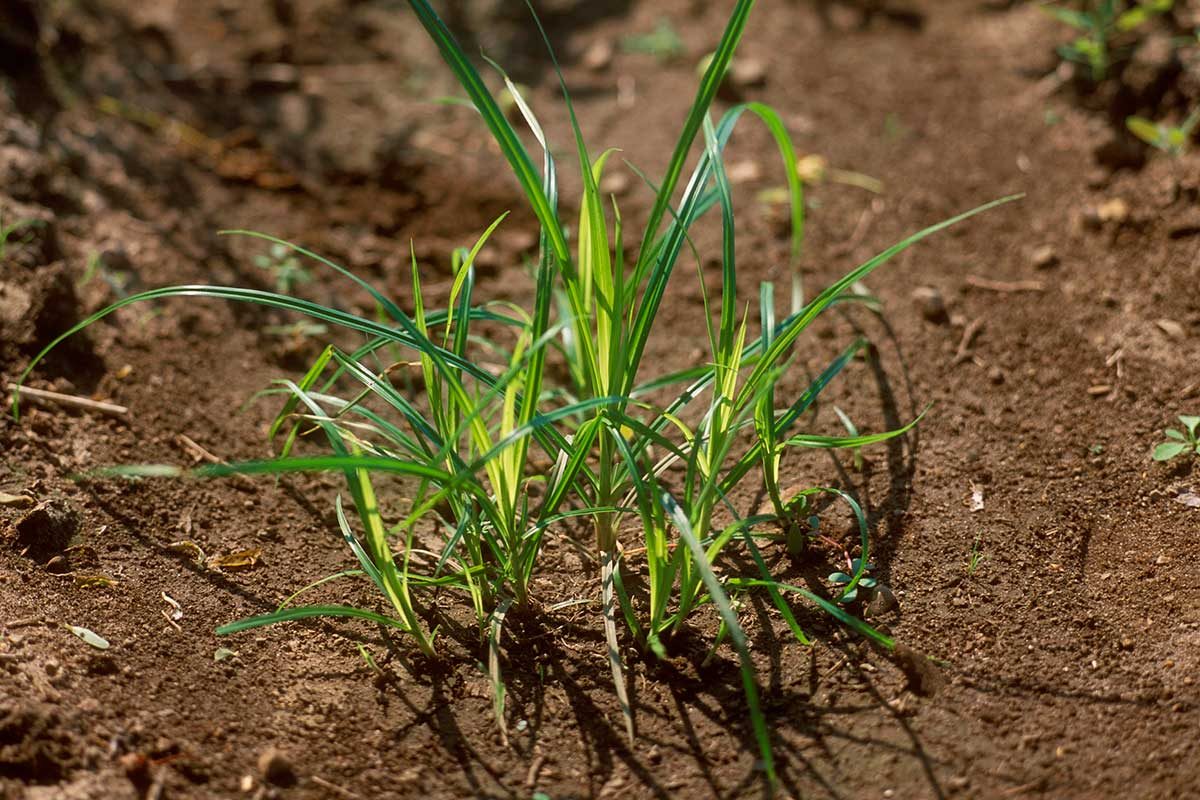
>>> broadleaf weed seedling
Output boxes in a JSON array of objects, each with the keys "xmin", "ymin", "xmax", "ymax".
[
  {"xmin": 13, "ymin": 0, "xmax": 1021, "ymax": 784},
  {"xmin": 1153, "ymin": 414, "xmax": 1200, "ymax": 461},
  {"xmin": 255, "ymin": 242, "xmax": 313, "ymax": 294}
]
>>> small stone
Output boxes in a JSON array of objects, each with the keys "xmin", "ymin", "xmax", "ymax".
[
  {"xmin": 9, "ymin": 500, "xmax": 80, "ymax": 562},
  {"xmin": 1030, "ymin": 245, "xmax": 1058, "ymax": 270},
  {"xmin": 600, "ymin": 170, "xmax": 631, "ymax": 196},
  {"xmin": 727, "ymin": 57, "xmax": 767, "ymax": 90},
  {"xmin": 257, "ymin": 748, "xmax": 296, "ymax": 787},
  {"xmin": 581, "ymin": 39, "xmax": 614, "ymax": 72},
  {"xmin": 1155, "ymin": 554, "xmax": 1171, "ymax": 565},
  {"xmin": 1087, "ymin": 384, "xmax": 1112, "ymax": 397},
  {"xmin": 866, "ymin": 584, "xmax": 898, "ymax": 617},
  {"xmin": 987, "ymin": 366, "xmax": 1005, "ymax": 385},
  {"xmin": 1096, "ymin": 198, "xmax": 1129, "ymax": 224},
  {"xmin": 1168, "ymin": 211, "xmax": 1200, "ymax": 239},
  {"xmin": 727, "ymin": 159, "xmax": 762, "ymax": 184},
  {"xmin": 1155, "ymin": 319, "xmax": 1186, "ymax": 340},
  {"xmin": 1119, "ymin": 638, "xmax": 1134, "ymax": 651},
  {"xmin": 911, "ymin": 286, "xmax": 948, "ymax": 324}
]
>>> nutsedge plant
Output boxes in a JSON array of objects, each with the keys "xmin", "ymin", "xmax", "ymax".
[{"xmin": 13, "ymin": 0, "xmax": 1018, "ymax": 782}]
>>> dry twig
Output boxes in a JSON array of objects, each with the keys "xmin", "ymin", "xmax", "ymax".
[
  {"xmin": 964, "ymin": 276, "xmax": 1045, "ymax": 293},
  {"xmin": 8, "ymin": 384, "xmax": 128, "ymax": 418},
  {"xmin": 953, "ymin": 317, "xmax": 986, "ymax": 365}
]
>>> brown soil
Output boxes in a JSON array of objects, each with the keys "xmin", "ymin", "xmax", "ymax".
[{"xmin": 3, "ymin": 1, "xmax": 1200, "ymax": 798}]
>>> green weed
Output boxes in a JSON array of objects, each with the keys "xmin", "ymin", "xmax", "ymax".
[
  {"xmin": 1153, "ymin": 414, "xmax": 1200, "ymax": 461},
  {"xmin": 1126, "ymin": 106, "xmax": 1200, "ymax": 154},
  {"xmin": 965, "ymin": 534, "xmax": 986, "ymax": 576},
  {"xmin": 1043, "ymin": 0, "xmax": 1174, "ymax": 81},
  {"xmin": 255, "ymin": 242, "xmax": 312, "ymax": 294},
  {"xmin": 621, "ymin": 18, "xmax": 684, "ymax": 62}
]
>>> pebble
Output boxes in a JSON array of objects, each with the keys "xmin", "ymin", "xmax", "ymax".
[
  {"xmin": 911, "ymin": 286, "xmax": 948, "ymax": 324},
  {"xmin": 1097, "ymin": 198, "xmax": 1129, "ymax": 224},
  {"xmin": 987, "ymin": 365, "xmax": 1005, "ymax": 385},
  {"xmin": 727, "ymin": 57, "xmax": 767, "ymax": 90},
  {"xmin": 582, "ymin": 39, "xmax": 614, "ymax": 72},
  {"xmin": 1030, "ymin": 245, "xmax": 1058, "ymax": 270},
  {"xmin": 1155, "ymin": 319, "xmax": 1186, "ymax": 340},
  {"xmin": 257, "ymin": 748, "xmax": 296, "ymax": 787},
  {"xmin": 727, "ymin": 159, "xmax": 762, "ymax": 184},
  {"xmin": 600, "ymin": 170, "xmax": 631, "ymax": 196}
]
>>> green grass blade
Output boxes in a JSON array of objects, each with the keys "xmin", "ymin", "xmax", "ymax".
[
  {"xmin": 216, "ymin": 604, "xmax": 410, "ymax": 636},
  {"xmin": 404, "ymin": 0, "xmax": 568, "ymax": 262},
  {"xmin": 662, "ymin": 492, "xmax": 774, "ymax": 784}
]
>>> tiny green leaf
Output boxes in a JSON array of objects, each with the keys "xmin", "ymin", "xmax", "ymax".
[
  {"xmin": 1153, "ymin": 441, "xmax": 1188, "ymax": 461},
  {"xmin": 65, "ymin": 624, "xmax": 110, "ymax": 649},
  {"xmin": 828, "ymin": 571, "xmax": 852, "ymax": 585},
  {"xmin": 1164, "ymin": 428, "xmax": 1186, "ymax": 441},
  {"xmin": 1180, "ymin": 416, "xmax": 1200, "ymax": 438},
  {"xmin": 1126, "ymin": 116, "xmax": 1164, "ymax": 147}
]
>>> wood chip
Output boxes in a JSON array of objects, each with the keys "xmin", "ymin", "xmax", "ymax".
[
  {"xmin": 0, "ymin": 492, "xmax": 35, "ymax": 508},
  {"xmin": 953, "ymin": 317, "xmax": 986, "ymax": 365},
  {"xmin": 964, "ymin": 276, "xmax": 1045, "ymax": 293},
  {"xmin": 1087, "ymin": 384, "xmax": 1112, "ymax": 397}
]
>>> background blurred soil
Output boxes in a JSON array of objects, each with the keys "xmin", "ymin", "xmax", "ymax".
[{"xmin": 2, "ymin": 0, "xmax": 1199, "ymax": 798}]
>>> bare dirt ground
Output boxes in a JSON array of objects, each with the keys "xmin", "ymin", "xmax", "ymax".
[{"xmin": 2, "ymin": 0, "xmax": 1199, "ymax": 797}]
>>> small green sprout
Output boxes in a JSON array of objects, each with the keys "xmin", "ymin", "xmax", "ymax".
[
  {"xmin": 829, "ymin": 558, "xmax": 876, "ymax": 604},
  {"xmin": 1153, "ymin": 415, "xmax": 1200, "ymax": 461},
  {"xmin": 1126, "ymin": 106, "xmax": 1200, "ymax": 155},
  {"xmin": 1044, "ymin": 0, "xmax": 1174, "ymax": 81},
  {"xmin": 254, "ymin": 242, "xmax": 312, "ymax": 294},
  {"xmin": 621, "ymin": 18, "xmax": 683, "ymax": 63},
  {"xmin": 965, "ymin": 535, "xmax": 986, "ymax": 576},
  {"xmin": 0, "ymin": 216, "xmax": 43, "ymax": 261}
]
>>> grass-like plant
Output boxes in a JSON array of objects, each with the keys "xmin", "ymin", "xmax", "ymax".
[
  {"xmin": 13, "ymin": 0, "xmax": 1018, "ymax": 783},
  {"xmin": 1043, "ymin": 0, "xmax": 1174, "ymax": 81}
]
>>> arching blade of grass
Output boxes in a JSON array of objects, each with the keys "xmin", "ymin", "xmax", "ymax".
[
  {"xmin": 215, "ymin": 605, "xmax": 412, "ymax": 636},
  {"xmin": 403, "ymin": 0, "xmax": 567, "ymax": 262}
]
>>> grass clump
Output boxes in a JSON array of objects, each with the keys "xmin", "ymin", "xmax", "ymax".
[{"xmin": 14, "ymin": 0, "xmax": 1017, "ymax": 784}]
